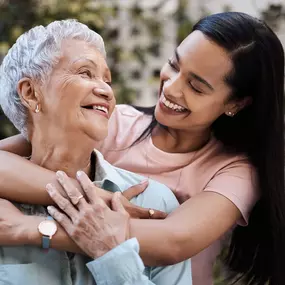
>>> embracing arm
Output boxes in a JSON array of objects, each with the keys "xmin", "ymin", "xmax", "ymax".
[
  {"xmin": 131, "ymin": 191, "xmax": 241, "ymax": 265},
  {"xmin": 0, "ymin": 134, "xmax": 31, "ymax": 156},
  {"xmin": 0, "ymin": 150, "xmax": 158, "ymax": 217},
  {"xmin": 21, "ymin": 191, "xmax": 240, "ymax": 266},
  {"xmin": 0, "ymin": 150, "xmax": 70, "ymax": 204}
]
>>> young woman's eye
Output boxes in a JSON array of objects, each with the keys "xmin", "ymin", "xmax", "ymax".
[
  {"xmin": 105, "ymin": 81, "xmax": 112, "ymax": 87},
  {"xmin": 167, "ymin": 59, "xmax": 179, "ymax": 72},
  {"xmin": 189, "ymin": 82, "xmax": 203, "ymax": 94},
  {"xmin": 79, "ymin": 70, "xmax": 92, "ymax": 78}
]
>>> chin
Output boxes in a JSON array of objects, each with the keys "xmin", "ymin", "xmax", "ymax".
[
  {"xmin": 154, "ymin": 104, "xmax": 168, "ymax": 127},
  {"xmin": 86, "ymin": 127, "xmax": 108, "ymax": 143}
]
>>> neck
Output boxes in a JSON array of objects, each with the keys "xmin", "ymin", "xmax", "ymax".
[
  {"xmin": 29, "ymin": 130, "xmax": 95, "ymax": 179},
  {"xmin": 152, "ymin": 125, "xmax": 211, "ymax": 153}
]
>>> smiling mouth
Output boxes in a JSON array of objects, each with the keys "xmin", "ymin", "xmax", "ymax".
[
  {"xmin": 160, "ymin": 94, "xmax": 189, "ymax": 113},
  {"xmin": 82, "ymin": 104, "xmax": 109, "ymax": 116}
]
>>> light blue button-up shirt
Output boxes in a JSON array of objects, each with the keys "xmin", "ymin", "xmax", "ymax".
[{"xmin": 0, "ymin": 151, "xmax": 192, "ymax": 285}]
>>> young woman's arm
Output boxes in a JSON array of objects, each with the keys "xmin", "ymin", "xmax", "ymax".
[
  {"xmin": 0, "ymin": 150, "xmax": 252, "ymax": 266},
  {"xmin": 0, "ymin": 150, "xmax": 78, "ymax": 204},
  {"xmin": 0, "ymin": 134, "xmax": 31, "ymax": 156},
  {"xmin": 9, "ymin": 190, "xmax": 240, "ymax": 266},
  {"xmin": 0, "ymin": 150, "xmax": 162, "ymax": 218}
]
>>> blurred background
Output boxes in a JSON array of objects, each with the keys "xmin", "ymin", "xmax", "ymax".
[{"xmin": 0, "ymin": 0, "xmax": 284, "ymax": 283}]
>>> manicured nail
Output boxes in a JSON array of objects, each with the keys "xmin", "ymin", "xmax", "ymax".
[
  {"xmin": 76, "ymin": 170, "xmax": 84, "ymax": 178},
  {"xmin": 139, "ymin": 179, "xmax": 148, "ymax": 185},
  {"xmin": 46, "ymin": 183, "xmax": 54, "ymax": 192},
  {"xmin": 56, "ymin": 170, "xmax": 64, "ymax": 178},
  {"xmin": 47, "ymin": 206, "xmax": 55, "ymax": 213}
]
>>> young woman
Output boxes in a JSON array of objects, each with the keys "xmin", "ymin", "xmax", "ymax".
[{"xmin": 0, "ymin": 12, "xmax": 284, "ymax": 285}]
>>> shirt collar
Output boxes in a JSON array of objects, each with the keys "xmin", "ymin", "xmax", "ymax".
[{"xmin": 93, "ymin": 150, "xmax": 127, "ymax": 192}]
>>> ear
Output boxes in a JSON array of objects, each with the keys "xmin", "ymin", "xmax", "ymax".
[
  {"xmin": 225, "ymin": 96, "xmax": 252, "ymax": 117},
  {"xmin": 17, "ymin": 77, "xmax": 41, "ymax": 113}
]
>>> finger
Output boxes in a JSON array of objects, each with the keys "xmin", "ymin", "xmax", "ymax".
[
  {"xmin": 111, "ymin": 192, "xmax": 128, "ymax": 215},
  {"xmin": 47, "ymin": 206, "xmax": 73, "ymax": 234},
  {"xmin": 76, "ymin": 170, "xmax": 98, "ymax": 204},
  {"xmin": 56, "ymin": 171, "xmax": 88, "ymax": 208},
  {"xmin": 123, "ymin": 180, "xmax": 149, "ymax": 201},
  {"xmin": 126, "ymin": 204, "xmax": 167, "ymax": 219},
  {"xmin": 150, "ymin": 209, "xmax": 168, "ymax": 219},
  {"xmin": 46, "ymin": 183, "xmax": 78, "ymax": 222}
]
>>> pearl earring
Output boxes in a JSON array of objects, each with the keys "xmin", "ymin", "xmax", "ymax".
[
  {"xmin": 226, "ymin": 111, "xmax": 235, "ymax": 117},
  {"xmin": 35, "ymin": 104, "xmax": 40, "ymax": 113}
]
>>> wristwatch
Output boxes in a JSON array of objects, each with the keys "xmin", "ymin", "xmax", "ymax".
[{"xmin": 38, "ymin": 216, "xmax": 57, "ymax": 249}]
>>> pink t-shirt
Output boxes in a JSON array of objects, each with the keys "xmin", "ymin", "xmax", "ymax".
[{"xmin": 97, "ymin": 105, "xmax": 258, "ymax": 285}]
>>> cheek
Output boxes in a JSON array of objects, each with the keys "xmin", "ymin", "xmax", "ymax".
[
  {"xmin": 160, "ymin": 64, "xmax": 169, "ymax": 81},
  {"xmin": 191, "ymin": 98, "xmax": 226, "ymax": 121}
]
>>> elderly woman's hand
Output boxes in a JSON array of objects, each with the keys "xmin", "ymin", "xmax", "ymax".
[
  {"xmin": 58, "ymin": 172, "xmax": 166, "ymax": 220},
  {"xmin": 46, "ymin": 170, "xmax": 131, "ymax": 258}
]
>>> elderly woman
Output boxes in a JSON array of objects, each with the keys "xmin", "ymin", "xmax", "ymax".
[{"xmin": 0, "ymin": 20, "xmax": 192, "ymax": 284}]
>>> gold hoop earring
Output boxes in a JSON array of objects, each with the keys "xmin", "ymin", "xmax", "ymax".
[{"xmin": 35, "ymin": 104, "xmax": 40, "ymax": 113}]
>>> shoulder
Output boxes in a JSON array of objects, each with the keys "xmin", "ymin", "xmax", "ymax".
[
  {"xmin": 98, "ymin": 105, "xmax": 153, "ymax": 152},
  {"xmin": 110, "ymin": 105, "xmax": 152, "ymax": 132}
]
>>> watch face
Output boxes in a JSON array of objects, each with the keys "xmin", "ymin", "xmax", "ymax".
[{"xmin": 38, "ymin": 220, "xmax": 57, "ymax": 236}]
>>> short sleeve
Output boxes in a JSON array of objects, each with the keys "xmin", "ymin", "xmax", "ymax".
[{"xmin": 204, "ymin": 160, "xmax": 258, "ymax": 226}]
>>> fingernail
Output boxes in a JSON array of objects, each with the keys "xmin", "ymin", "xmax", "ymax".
[
  {"xmin": 47, "ymin": 206, "xmax": 54, "ymax": 213},
  {"xmin": 56, "ymin": 171, "xmax": 64, "ymax": 181},
  {"xmin": 56, "ymin": 170, "xmax": 64, "ymax": 177},
  {"xmin": 115, "ymin": 192, "xmax": 122, "ymax": 197},
  {"xmin": 46, "ymin": 183, "xmax": 53, "ymax": 192},
  {"xmin": 76, "ymin": 170, "xmax": 84, "ymax": 178},
  {"xmin": 139, "ymin": 179, "xmax": 148, "ymax": 185}
]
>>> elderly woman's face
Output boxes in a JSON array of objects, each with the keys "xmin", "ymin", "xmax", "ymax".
[{"xmin": 37, "ymin": 39, "xmax": 115, "ymax": 142}]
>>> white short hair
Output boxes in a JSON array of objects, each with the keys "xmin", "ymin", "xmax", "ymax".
[{"xmin": 0, "ymin": 19, "xmax": 106, "ymax": 138}]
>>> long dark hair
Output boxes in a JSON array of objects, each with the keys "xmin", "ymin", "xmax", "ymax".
[{"xmin": 133, "ymin": 12, "xmax": 285, "ymax": 285}]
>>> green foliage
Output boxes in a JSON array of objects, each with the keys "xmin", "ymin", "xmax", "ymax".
[
  {"xmin": 175, "ymin": 0, "xmax": 193, "ymax": 44},
  {"xmin": 0, "ymin": 0, "xmax": 135, "ymax": 138}
]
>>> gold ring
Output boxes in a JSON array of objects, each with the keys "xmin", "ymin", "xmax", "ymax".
[
  {"xmin": 148, "ymin": 209, "xmax": 155, "ymax": 219},
  {"xmin": 73, "ymin": 194, "xmax": 84, "ymax": 205}
]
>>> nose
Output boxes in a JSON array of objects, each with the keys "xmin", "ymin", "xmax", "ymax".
[
  {"xmin": 163, "ymin": 73, "xmax": 183, "ymax": 99},
  {"xmin": 92, "ymin": 84, "xmax": 114, "ymax": 101}
]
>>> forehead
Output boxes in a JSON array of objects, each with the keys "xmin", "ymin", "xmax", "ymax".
[
  {"xmin": 177, "ymin": 31, "xmax": 232, "ymax": 83},
  {"xmin": 58, "ymin": 39, "xmax": 108, "ymax": 70}
]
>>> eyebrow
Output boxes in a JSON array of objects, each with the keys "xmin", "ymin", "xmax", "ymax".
[
  {"xmin": 72, "ymin": 57, "xmax": 98, "ymax": 68},
  {"xmin": 174, "ymin": 48, "xmax": 180, "ymax": 63},
  {"xmin": 189, "ymin": 72, "xmax": 214, "ymax": 91},
  {"xmin": 174, "ymin": 48, "xmax": 214, "ymax": 91}
]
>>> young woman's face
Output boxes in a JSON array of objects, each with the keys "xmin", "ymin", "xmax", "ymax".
[{"xmin": 155, "ymin": 31, "xmax": 234, "ymax": 133}]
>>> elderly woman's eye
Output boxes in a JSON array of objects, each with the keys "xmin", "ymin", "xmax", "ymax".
[
  {"xmin": 79, "ymin": 70, "xmax": 92, "ymax": 78},
  {"xmin": 106, "ymin": 81, "xmax": 112, "ymax": 86}
]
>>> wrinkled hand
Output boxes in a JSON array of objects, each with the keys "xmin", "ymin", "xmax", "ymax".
[
  {"xmin": 46, "ymin": 170, "xmax": 131, "ymax": 259},
  {"xmin": 67, "ymin": 174, "xmax": 166, "ymax": 219}
]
